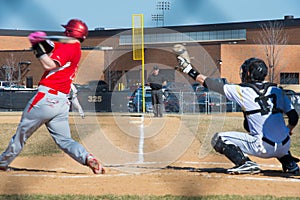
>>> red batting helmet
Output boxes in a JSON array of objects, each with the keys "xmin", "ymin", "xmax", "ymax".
[{"xmin": 62, "ymin": 19, "xmax": 88, "ymax": 42}]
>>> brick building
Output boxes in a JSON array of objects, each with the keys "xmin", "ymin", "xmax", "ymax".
[{"xmin": 0, "ymin": 16, "xmax": 300, "ymax": 91}]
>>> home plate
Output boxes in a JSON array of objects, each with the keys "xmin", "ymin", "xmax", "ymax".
[{"xmin": 129, "ymin": 115, "xmax": 144, "ymax": 124}]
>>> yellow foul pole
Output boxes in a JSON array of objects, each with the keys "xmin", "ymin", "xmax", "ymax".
[{"xmin": 132, "ymin": 14, "xmax": 145, "ymax": 113}]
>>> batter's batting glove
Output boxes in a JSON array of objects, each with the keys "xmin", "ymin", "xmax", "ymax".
[
  {"xmin": 29, "ymin": 32, "xmax": 54, "ymax": 59},
  {"xmin": 31, "ymin": 40, "xmax": 54, "ymax": 59},
  {"xmin": 176, "ymin": 56, "xmax": 200, "ymax": 80},
  {"xmin": 28, "ymin": 31, "xmax": 47, "ymax": 45}
]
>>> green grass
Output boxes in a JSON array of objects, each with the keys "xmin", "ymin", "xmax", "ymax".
[
  {"xmin": 0, "ymin": 123, "xmax": 80, "ymax": 156},
  {"xmin": 1, "ymin": 115, "xmax": 299, "ymax": 157}
]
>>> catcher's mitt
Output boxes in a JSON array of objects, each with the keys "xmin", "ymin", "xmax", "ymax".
[
  {"xmin": 172, "ymin": 44, "xmax": 200, "ymax": 80},
  {"xmin": 172, "ymin": 44, "xmax": 192, "ymax": 72},
  {"xmin": 172, "ymin": 44, "xmax": 190, "ymax": 63}
]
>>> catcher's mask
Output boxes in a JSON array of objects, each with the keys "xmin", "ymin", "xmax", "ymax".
[
  {"xmin": 240, "ymin": 57, "xmax": 268, "ymax": 83},
  {"xmin": 62, "ymin": 19, "xmax": 88, "ymax": 42}
]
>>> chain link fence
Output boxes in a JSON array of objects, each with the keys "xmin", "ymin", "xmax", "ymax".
[{"xmin": 163, "ymin": 91, "xmax": 241, "ymax": 114}]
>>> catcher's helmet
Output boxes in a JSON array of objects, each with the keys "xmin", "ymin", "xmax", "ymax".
[
  {"xmin": 240, "ymin": 57, "xmax": 268, "ymax": 83},
  {"xmin": 62, "ymin": 19, "xmax": 88, "ymax": 42}
]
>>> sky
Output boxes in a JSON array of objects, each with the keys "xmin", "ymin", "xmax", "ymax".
[{"xmin": 0, "ymin": 0, "xmax": 300, "ymax": 31}]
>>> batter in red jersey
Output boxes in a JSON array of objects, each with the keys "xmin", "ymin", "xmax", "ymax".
[{"xmin": 0, "ymin": 19, "xmax": 105, "ymax": 174}]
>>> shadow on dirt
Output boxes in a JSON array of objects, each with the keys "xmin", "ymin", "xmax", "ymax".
[
  {"xmin": 166, "ymin": 166, "xmax": 300, "ymax": 179},
  {"xmin": 8, "ymin": 167, "xmax": 86, "ymax": 175},
  {"xmin": 166, "ymin": 165, "xmax": 227, "ymax": 173},
  {"xmin": 261, "ymin": 169, "xmax": 300, "ymax": 179}
]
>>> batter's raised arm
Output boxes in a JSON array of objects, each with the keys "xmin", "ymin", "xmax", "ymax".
[
  {"xmin": 28, "ymin": 31, "xmax": 58, "ymax": 71},
  {"xmin": 39, "ymin": 56, "xmax": 60, "ymax": 71}
]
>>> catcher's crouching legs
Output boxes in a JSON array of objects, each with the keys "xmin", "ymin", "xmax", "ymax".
[
  {"xmin": 211, "ymin": 133, "xmax": 249, "ymax": 166},
  {"xmin": 211, "ymin": 133, "xmax": 260, "ymax": 174}
]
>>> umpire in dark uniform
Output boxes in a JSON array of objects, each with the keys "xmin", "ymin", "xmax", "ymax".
[{"xmin": 147, "ymin": 66, "xmax": 167, "ymax": 117}]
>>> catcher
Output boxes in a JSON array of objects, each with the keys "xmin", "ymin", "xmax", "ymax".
[
  {"xmin": 173, "ymin": 44, "xmax": 299, "ymax": 175},
  {"xmin": 0, "ymin": 19, "xmax": 104, "ymax": 174}
]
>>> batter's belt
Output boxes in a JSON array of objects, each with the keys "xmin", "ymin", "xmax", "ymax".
[{"xmin": 38, "ymin": 85, "xmax": 68, "ymax": 98}]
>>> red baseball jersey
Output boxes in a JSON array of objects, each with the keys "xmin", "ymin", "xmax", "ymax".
[{"xmin": 38, "ymin": 42, "xmax": 81, "ymax": 94}]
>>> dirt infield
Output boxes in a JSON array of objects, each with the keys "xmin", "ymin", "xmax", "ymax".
[{"xmin": 1, "ymin": 113, "xmax": 300, "ymax": 197}]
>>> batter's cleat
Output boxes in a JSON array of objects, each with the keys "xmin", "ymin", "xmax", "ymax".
[
  {"xmin": 227, "ymin": 161, "xmax": 261, "ymax": 175},
  {"xmin": 86, "ymin": 154, "xmax": 105, "ymax": 174}
]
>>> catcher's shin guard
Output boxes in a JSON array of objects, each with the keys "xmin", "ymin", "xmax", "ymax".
[
  {"xmin": 211, "ymin": 133, "xmax": 249, "ymax": 166},
  {"xmin": 278, "ymin": 151, "xmax": 300, "ymax": 173}
]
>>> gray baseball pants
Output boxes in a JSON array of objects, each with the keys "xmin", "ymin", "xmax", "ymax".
[{"xmin": 0, "ymin": 85, "xmax": 89, "ymax": 168}]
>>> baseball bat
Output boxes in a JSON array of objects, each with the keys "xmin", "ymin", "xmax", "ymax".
[{"xmin": 38, "ymin": 35, "xmax": 75, "ymax": 43}]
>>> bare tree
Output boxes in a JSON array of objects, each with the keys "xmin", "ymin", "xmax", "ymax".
[
  {"xmin": 3, "ymin": 54, "xmax": 18, "ymax": 84},
  {"xmin": 1, "ymin": 53, "xmax": 31, "ymax": 85},
  {"xmin": 255, "ymin": 21, "xmax": 288, "ymax": 82}
]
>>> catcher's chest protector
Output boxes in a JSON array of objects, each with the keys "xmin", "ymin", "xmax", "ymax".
[{"xmin": 239, "ymin": 82, "xmax": 282, "ymax": 116}]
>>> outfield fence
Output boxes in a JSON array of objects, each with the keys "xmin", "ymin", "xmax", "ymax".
[{"xmin": 1, "ymin": 90, "xmax": 299, "ymax": 115}]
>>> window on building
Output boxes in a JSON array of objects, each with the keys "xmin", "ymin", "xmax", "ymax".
[
  {"xmin": 119, "ymin": 29, "xmax": 246, "ymax": 45},
  {"xmin": 280, "ymin": 73, "xmax": 299, "ymax": 84}
]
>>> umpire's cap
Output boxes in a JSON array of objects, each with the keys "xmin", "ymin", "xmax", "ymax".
[{"xmin": 153, "ymin": 66, "xmax": 159, "ymax": 70}]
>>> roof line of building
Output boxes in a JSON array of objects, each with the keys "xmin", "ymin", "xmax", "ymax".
[{"xmin": 1, "ymin": 16, "xmax": 299, "ymax": 37}]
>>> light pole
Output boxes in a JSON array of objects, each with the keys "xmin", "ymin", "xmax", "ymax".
[
  {"xmin": 156, "ymin": 1, "xmax": 171, "ymax": 26},
  {"xmin": 151, "ymin": 14, "xmax": 163, "ymax": 27}
]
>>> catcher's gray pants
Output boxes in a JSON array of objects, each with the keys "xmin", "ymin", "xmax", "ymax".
[
  {"xmin": 216, "ymin": 131, "xmax": 291, "ymax": 159},
  {"xmin": 0, "ymin": 85, "xmax": 89, "ymax": 168}
]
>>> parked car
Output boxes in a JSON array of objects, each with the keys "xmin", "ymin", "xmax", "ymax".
[
  {"xmin": 127, "ymin": 86, "xmax": 153, "ymax": 113},
  {"xmin": 162, "ymin": 82, "xmax": 188, "ymax": 112},
  {"xmin": 163, "ymin": 81, "xmax": 192, "ymax": 92},
  {"xmin": 192, "ymin": 83, "xmax": 209, "ymax": 112},
  {"xmin": 1, "ymin": 84, "xmax": 37, "ymax": 91},
  {"xmin": 88, "ymin": 80, "xmax": 109, "ymax": 92},
  {"xmin": 73, "ymin": 80, "xmax": 109, "ymax": 94},
  {"xmin": 192, "ymin": 82, "xmax": 241, "ymax": 113},
  {"xmin": 163, "ymin": 89, "xmax": 180, "ymax": 113},
  {"xmin": 283, "ymin": 89, "xmax": 300, "ymax": 114},
  {"xmin": 127, "ymin": 86, "xmax": 180, "ymax": 113},
  {"xmin": 0, "ymin": 81, "xmax": 12, "ymax": 89}
]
